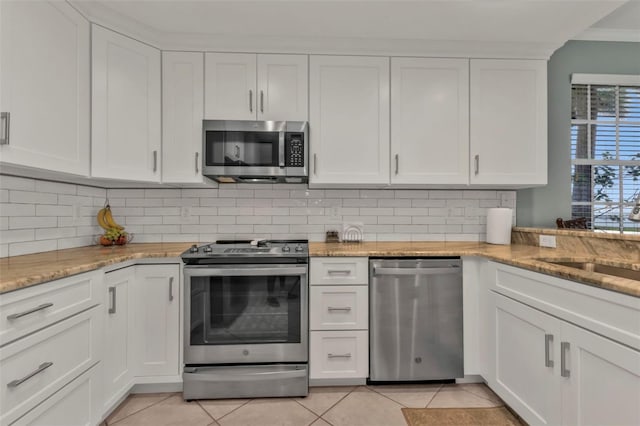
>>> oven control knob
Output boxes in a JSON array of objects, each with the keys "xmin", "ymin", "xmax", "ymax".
[
  {"xmin": 282, "ymin": 244, "xmax": 290, "ymax": 252},
  {"xmin": 203, "ymin": 246, "xmax": 212, "ymax": 253},
  {"xmin": 295, "ymin": 244, "xmax": 304, "ymax": 252},
  {"xmin": 189, "ymin": 244, "xmax": 198, "ymax": 253}
]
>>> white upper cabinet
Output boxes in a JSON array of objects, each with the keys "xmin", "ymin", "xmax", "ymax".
[
  {"xmin": 391, "ymin": 58, "xmax": 469, "ymax": 185},
  {"xmin": 205, "ymin": 53, "xmax": 256, "ymax": 120},
  {"xmin": 309, "ymin": 56, "xmax": 390, "ymax": 186},
  {"xmin": 257, "ymin": 54, "xmax": 308, "ymax": 121},
  {"xmin": 91, "ymin": 25, "xmax": 161, "ymax": 182},
  {"xmin": 470, "ymin": 59, "xmax": 547, "ymax": 186},
  {"xmin": 205, "ymin": 53, "xmax": 308, "ymax": 121},
  {"xmin": 0, "ymin": 1, "xmax": 90, "ymax": 176},
  {"xmin": 162, "ymin": 51, "xmax": 204, "ymax": 184}
]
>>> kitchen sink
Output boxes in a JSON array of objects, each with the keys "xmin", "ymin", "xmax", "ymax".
[{"xmin": 535, "ymin": 258, "xmax": 640, "ymax": 281}]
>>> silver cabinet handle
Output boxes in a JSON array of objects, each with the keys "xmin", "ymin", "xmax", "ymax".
[
  {"xmin": 7, "ymin": 303, "xmax": 53, "ymax": 320},
  {"xmin": 260, "ymin": 90, "xmax": 264, "ymax": 113},
  {"xmin": 328, "ymin": 353, "xmax": 352, "ymax": 359},
  {"xmin": 195, "ymin": 152, "xmax": 199, "ymax": 173},
  {"xmin": 7, "ymin": 362, "xmax": 53, "ymax": 388},
  {"xmin": 474, "ymin": 154, "xmax": 479, "ymax": 175},
  {"xmin": 327, "ymin": 269, "xmax": 351, "ymax": 275},
  {"xmin": 169, "ymin": 277, "xmax": 174, "ymax": 302},
  {"xmin": 328, "ymin": 307, "xmax": 352, "ymax": 312},
  {"xmin": 0, "ymin": 112, "xmax": 9, "ymax": 145},
  {"xmin": 108, "ymin": 286, "xmax": 117, "ymax": 314},
  {"xmin": 544, "ymin": 334, "xmax": 554, "ymax": 368},
  {"xmin": 395, "ymin": 154, "xmax": 399, "ymax": 175},
  {"xmin": 153, "ymin": 150, "xmax": 158, "ymax": 173},
  {"xmin": 313, "ymin": 154, "xmax": 317, "ymax": 176},
  {"xmin": 560, "ymin": 341, "xmax": 570, "ymax": 378},
  {"xmin": 249, "ymin": 90, "xmax": 253, "ymax": 113}
]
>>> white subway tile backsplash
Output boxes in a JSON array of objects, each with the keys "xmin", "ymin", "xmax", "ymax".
[
  {"xmin": 10, "ymin": 216, "xmax": 57, "ymax": 229},
  {"xmin": 0, "ymin": 175, "xmax": 35, "ymax": 191},
  {"xmin": 9, "ymin": 240, "xmax": 57, "ymax": 257},
  {"xmin": 35, "ymin": 180, "xmax": 77, "ymax": 195},
  {"xmin": 10, "ymin": 191, "xmax": 57, "ymax": 205},
  {"xmin": 1, "ymin": 203, "xmax": 36, "ymax": 216},
  {"xmin": 1, "ymin": 176, "xmax": 516, "ymax": 257}
]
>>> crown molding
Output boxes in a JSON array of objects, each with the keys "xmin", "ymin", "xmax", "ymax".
[{"xmin": 572, "ymin": 28, "xmax": 640, "ymax": 43}]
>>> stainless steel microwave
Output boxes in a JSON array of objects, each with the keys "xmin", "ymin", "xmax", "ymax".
[{"xmin": 202, "ymin": 120, "xmax": 308, "ymax": 183}]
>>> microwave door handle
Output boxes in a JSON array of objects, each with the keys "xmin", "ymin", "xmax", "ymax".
[{"xmin": 279, "ymin": 131, "xmax": 285, "ymax": 168}]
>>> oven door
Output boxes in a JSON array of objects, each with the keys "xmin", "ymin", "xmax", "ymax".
[{"xmin": 184, "ymin": 264, "xmax": 308, "ymax": 365}]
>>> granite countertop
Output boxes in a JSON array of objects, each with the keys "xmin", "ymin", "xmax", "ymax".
[{"xmin": 0, "ymin": 241, "xmax": 638, "ymax": 297}]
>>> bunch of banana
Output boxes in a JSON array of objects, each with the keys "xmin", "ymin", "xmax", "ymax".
[{"xmin": 97, "ymin": 204, "xmax": 124, "ymax": 231}]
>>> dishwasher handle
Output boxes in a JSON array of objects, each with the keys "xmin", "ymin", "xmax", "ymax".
[{"xmin": 372, "ymin": 267, "xmax": 460, "ymax": 276}]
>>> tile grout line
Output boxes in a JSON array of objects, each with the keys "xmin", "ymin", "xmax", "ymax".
[
  {"xmin": 459, "ymin": 387, "xmax": 505, "ymax": 406},
  {"xmin": 213, "ymin": 399, "xmax": 253, "ymax": 422},
  {"xmin": 195, "ymin": 400, "xmax": 217, "ymax": 423},
  {"xmin": 107, "ymin": 393, "xmax": 176, "ymax": 425},
  {"xmin": 424, "ymin": 384, "xmax": 444, "ymax": 408},
  {"xmin": 312, "ymin": 385, "xmax": 360, "ymax": 423}
]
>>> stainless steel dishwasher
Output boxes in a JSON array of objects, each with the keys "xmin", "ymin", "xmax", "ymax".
[{"xmin": 369, "ymin": 258, "xmax": 463, "ymax": 382}]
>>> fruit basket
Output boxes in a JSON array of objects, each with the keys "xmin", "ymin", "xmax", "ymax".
[
  {"xmin": 96, "ymin": 200, "xmax": 132, "ymax": 246},
  {"xmin": 96, "ymin": 232, "xmax": 134, "ymax": 247}
]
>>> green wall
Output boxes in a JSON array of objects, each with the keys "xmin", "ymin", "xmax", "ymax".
[{"xmin": 516, "ymin": 40, "xmax": 640, "ymax": 228}]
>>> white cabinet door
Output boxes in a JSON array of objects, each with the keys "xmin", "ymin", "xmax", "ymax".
[
  {"xmin": 309, "ymin": 56, "xmax": 390, "ymax": 186},
  {"xmin": 162, "ymin": 51, "xmax": 204, "ymax": 183},
  {"xmin": 391, "ymin": 58, "xmax": 469, "ymax": 185},
  {"xmin": 561, "ymin": 322, "xmax": 640, "ymax": 426},
  {"xmin": 13, "ymin": 365, "xmax": 101, "ymax": 426},
  {"xmin": 470, "ymin": 59, "xmax": 547, "ymax": 186},
  {"xmin": 102, "ymin": 267, "xmax": 134, "ymax": 413},
  {"xmin": 91, "ymin": 25, "xmax": 161, "ymax": 182},
  {"xmin": 257, "ymin": 54, "xmax": 308, "ymax": 121},
  {"xmin": 204, "ymin": 53, "xmax": 256, "ymax": 120},
  {"xmin": 309, "ymin": 330, "xmax": 368, "ymax": 380},
  {"xmin": 133, "ymin": 265, "xmax": 180, "ymax": 377},
  {"xmin": 0, "ymin": 1, "xmax": 90, "ymax": 176},
  {"xmin": 491, "ymin": 293, "xmax": 562, "ymax": 426}
]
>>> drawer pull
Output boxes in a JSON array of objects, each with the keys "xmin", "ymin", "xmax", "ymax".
[
  {"xmin": 7, "ymin": 362, "xmax": 53, "ymax": 388},
  {"xmin": 169, "ymin": 277, "xmax": 174, "ymax": 302},
  {"xmin": 327, "ymin": 307, "xmax": 352, "ymax": 312},
  {"xmin": 108, "ymin": 286, "xmax": 117, "ymax": 314},
  {"xmin": 328, "ymin": 353, "xmax": 352, "ymax": 359},
  {"xmin": 327, "ymin": 269, "xmax": 352, "ymax": 275},
  {"xmin": 544, "ymin": 334, "xmax": 554, "ymax": 368},
  {"xmin": 7, "ymin": 303, "xmax": 53, "ymax": 320},
  {"xmin": 561, "ymin": 342, "xmax": 570, "ymax": 378}
]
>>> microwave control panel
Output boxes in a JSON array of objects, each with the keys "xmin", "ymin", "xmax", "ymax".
[{"xmin": 285, "ymin": 133, "xmax": 305, "ymax": 167}]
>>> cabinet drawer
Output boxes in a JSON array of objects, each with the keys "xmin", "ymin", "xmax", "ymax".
[
  {"xmin": 12, "ymin": 364, "xmax": 100, "ymax": 426},
  {"xmin": 0, "ymin": 307, "xmax": 100, "ymax": 425},
  {"xmin": 310, "ymin": 286, "xmax": 368, "ymax": 331},
  {"xmin": 310, "ymin": 257, "xmax": 368, "ymax": 285},
  {"xmin": 0, "ymin": 270, "xmax": 103, "ymax": 347},
  {"xmin": 310, "ymin": 330, "xmax": 368, "ymax": 379}
]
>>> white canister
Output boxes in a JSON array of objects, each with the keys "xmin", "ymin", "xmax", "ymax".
[{"xmin": 486, "ymin": 208, "xmax": 513, "ymax": 245}]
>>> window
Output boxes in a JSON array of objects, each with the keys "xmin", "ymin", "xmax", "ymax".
[{"xmin": 570, "ymin": 74, "xmax": 640, "ymax": 233}]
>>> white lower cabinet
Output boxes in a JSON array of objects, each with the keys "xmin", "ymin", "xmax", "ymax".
[
  {"xmin": 0, "ymin": 307, "xmax": 101, "ymax": 426},
  {"xmin": 309, "ymin": 257, "xmax": 369, "ymax": 383},
  {"xmin": 12, "ymin": 365, "xmax": 101, "ymax": 426},
  {"xmin": 309, "ymin": 331, "xmax": 368, "ymax": 380},
  {"xmin": 489, "ymin": 283, "xmax": 640, "ymax": 426},
  {"xmin": 102, "ymin": 266, "xmax": 135, "ymax": 414},
  {"xmin": 133, "ymin": 265, "xmax": 181, "ymax": 377}
]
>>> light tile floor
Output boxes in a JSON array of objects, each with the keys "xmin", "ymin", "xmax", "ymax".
[{"xmin": 103, "ymin": 383, "xmax": 506, "ymax": 426}]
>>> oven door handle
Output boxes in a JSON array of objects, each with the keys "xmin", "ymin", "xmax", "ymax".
[{"xmin": 184, "ymin": 266, "xmax": 307, "ymax": 277}]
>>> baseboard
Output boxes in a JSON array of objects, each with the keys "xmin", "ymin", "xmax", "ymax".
[
  {"xmin": 455, "ymin": 374, "xmax": 485, "ymax": 384},
  {"xmin": 131, "ymin": 381, "xmax": 183, "ymax": 394},
  {"xmin": 309, "ymin": 378, "xmax": 367, "ymax": 387}
]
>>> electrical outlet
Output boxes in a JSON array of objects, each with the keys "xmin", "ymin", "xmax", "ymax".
[{"xmin": 539, "ymin": 235, "xmax": 557, "ymax": 248}]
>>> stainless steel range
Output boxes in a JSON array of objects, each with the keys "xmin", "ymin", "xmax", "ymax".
[{"xmin": 181, "ymin": 239, "xmax": 309, "ymax": 400}]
